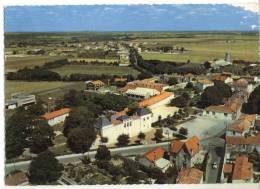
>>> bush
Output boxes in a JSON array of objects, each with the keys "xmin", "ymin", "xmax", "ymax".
[{"xmin": 117, "ymin": 134, "xmax": 130, "ymax": 147}]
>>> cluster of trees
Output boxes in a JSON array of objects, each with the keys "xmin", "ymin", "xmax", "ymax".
[
  {"xmin": 70, "ymin": 60, "xmax": 119, "ymax": 66},
  {"xmin": 242, "ymin": 85, "xmax": 260, "ymax": 114},
  {"xmin": 170, "ymin": 93, "xmax": 190, "ymax": 108},
  {"xmin": 135, "ymin": 51, "xmax": 206, "ymax": 75},
  {"xmin": 78, "ymin": 49, "xmax": 118, "ymax": 59},
  {"xmin": 6, "ymin": 103, "xmax": 54, "ymax": 159},
  {"xmin": 27, "ymin": 49, "xmax": 46, "ymax": 55},
  {"xmin": 60, "ymin": 89, "xmax": 135, "ymax": 112},
  {"xmin": 6, "ymin": 67, "xmax": 61, "ymax": 81},
  {"xmin": 198, "ymin": 80, "xmax": 232, "ymax": 108}
]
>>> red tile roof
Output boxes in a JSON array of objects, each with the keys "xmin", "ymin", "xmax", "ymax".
[
  {"xmin": 120, "ymin": 80, "xmax": 165, "ymax": 93},
  {"xmin": 139, "ymin": 92, "xmax": 173, "ymax": 107},
  {"xmin": 227, "ymin": 119, "xmax": 251, "ymax": 133},
  {"xmin": 232, "ymin": 155, "xmax": 252, "ymax": 181},
  {"xmin": 5, "ymin": 171, "xmax": 28, "ymax": 186},
  {"xmin": 42, "ymin": 108, "xmax": 71, "ymax": 120},
  {"xmin": 223, "ymin": 163, "xmax": 233, "ymax": 174},
  {"xmin": 170, "ymin": 136, "xmax": 200, "ymax": 157},
  {"xmin": 226, "ymin": 134, "xmax": 260, "ymax": 145},
  {"xmin": 185, "ymin": 136, "xmax": 200, "ymax": 156},
  {"xmin": 176, "ymin": 167, "xmax": 203, "ymax": 184},
  {"xmin": 170, "ymin": 140, "xmax": 184, "ymax": 154},
  {"xmin": 144, "ymin": 147, "xmax": 165, "ymax": 162}
]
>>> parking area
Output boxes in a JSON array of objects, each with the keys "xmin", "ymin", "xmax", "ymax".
[{"xmin": 175, "ymin": 116, "xmax": 229, "ymax": 139}]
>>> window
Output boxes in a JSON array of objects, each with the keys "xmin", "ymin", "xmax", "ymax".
[
  {"xmin": 124, "ymin": 123, "xmax": 126, "ymax": 127},
  {"xmin": 224, "ymin": 113, "xmax": 228, "ymax": 117},
  {"xmin": 213, "ymin": 112, "xmax": 216, "ymax": 115},
  {"xmin": 206, "ymin": 111, "xmax": 209, "ymax": 114}
]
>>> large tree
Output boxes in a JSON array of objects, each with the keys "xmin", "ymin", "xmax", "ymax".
[
  {"xmin": 95, "ymin": 145, "xmax": 111, "ymax": 161},
  {"xmin": 28, "ymin": 150, "xmax": 63, "ymax": 185},
  {"xmin": 242, "ymin": 85, "xmax": 260, "ymax": 114},
  {"xmin": 29, "ymin": 119, "xmax": 55, "ymax": 154},
  {"xmin": 199, "ymin": 81, "xmax": 232, "ymax": 108},
  {"xmin": 67, "ymin": 127, "xmax": 96, "ymax": 154},
  {"xmin": 63, "ymin": 106, "xmax": 95, "ymax": 137}
]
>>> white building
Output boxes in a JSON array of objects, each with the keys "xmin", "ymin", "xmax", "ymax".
[
  {"xmin": 124, "ymin": 87, "xmax": 160, "ymax": 100},
  {"xmin": 203, "ymin": 96, "xmax": 243, "ymax": 121},
  {"xmin": 5, "ymin": 93, "xmax": 36, "ymax": 109},
  {"xmin": 42, "ymin": 108, "xmax": 71, "ymax": 126},
  {"xmin": 95, "ymin": 108, "xmax": 153, "ymax": 144}
]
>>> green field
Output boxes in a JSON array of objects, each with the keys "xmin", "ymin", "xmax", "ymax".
[
  {"xmin": 137, "ymin": 33, "xmax": 258, "ymax": 63},
  {"xmin": 5, "ymin": 55, "xmax": 64, "ymax": 72},
  {"xmin": 5, "ymin": 81, "xmax": 81, "ymax": 99},
  {"xmin": 51, "ymin": 65, "xmax": 140, "ymax": 77}
]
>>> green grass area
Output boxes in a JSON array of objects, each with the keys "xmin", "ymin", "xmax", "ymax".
[
  {"xmin": 5, "ymin": 55, "xmax": 65, "ymax": 72},
  {"xmin": 5, "ymin": 81, "xmax": 78, "ymax": 99},
  {"xmin": 137, "ymin": 33, "xmax": 258, "ymax": 63},
  {"xmin": 51, "ymin": 65, "xmax": 140, "ymax": 77}
]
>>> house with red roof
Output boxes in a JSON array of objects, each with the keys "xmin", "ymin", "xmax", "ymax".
[
  {"xmin": 222, "ymin": 155, "xmax": 253, "ymax": 183},
  {"xmin": 170, "ymin": 136, "xmax": 200, "ymax": 170},
  {"xmin": 42, "ymin": 108, "xmax": 71, "ymax": 126},
  {"xmin": 226, "ymin": 114, "xmax": 256, "ymax": 137},
  {"xmin": 138, "ymin": 147, "xmax": 171, "ymax": 173},
  {"xmin": 176, "ymin": 167, "xmax": 203, "ymax": 184}
]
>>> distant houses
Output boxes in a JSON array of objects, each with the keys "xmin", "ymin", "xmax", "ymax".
[
  {"xmin": 85, "ymin": 80, "xmax": 105, "ymax": 91},
  {"xmin": 42, "ymin": 108, "xmax": 71, "ymax": 126},
  {"xmin": 124, "ymin": 87, "xmax": 160, "ymax": 100},
  {"xmin": 195, "ymin": 79, "xmax": 214, "ymax": 90}
]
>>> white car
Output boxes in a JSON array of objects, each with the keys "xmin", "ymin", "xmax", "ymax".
[{"xmin": 212, "ymin": 162, "xmax": 218, "ymax": 169}]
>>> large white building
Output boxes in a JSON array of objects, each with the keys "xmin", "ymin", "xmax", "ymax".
[{"xmin": 95, "ymin": 108, "xmax": 153, "ymax": 144}]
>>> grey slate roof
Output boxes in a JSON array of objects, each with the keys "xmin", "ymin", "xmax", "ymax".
[{"xmin": 136, "ymin": 108, "xmax": 151, "ymax": 116}]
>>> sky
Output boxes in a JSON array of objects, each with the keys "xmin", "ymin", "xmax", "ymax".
[{"xmin": 4, "ymin": 4, "xmax": 259, "ymax": 32}]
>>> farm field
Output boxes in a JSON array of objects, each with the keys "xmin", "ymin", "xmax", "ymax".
[
  {"xmin": 5, "ymin": 55, "xmax": 64, "ymax": 72},
  {"xmin": 137, "ymin": 33, "xmax": 258, "ymax": 63},
  {"xmin": 51, "ymin": 65, "xmax": 140, "ymax": 77},
  {"xmin": 5, "ymin": 81, "xmax": 80, "ymax": 99}
]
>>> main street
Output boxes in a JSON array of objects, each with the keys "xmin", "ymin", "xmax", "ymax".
[{"xmin": 5, "ymin": 129, "xmax": 225, "ymax": 176}]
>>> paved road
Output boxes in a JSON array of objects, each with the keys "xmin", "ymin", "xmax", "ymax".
[
  {"xmin": 204, "ymin": 138, "xmax": 225, "ymax": 183},
  {"xmin": 5, "ymin": 128, "xmax": 226, "ymax": 176},
  {"xmin": 5, "ymin": 142, "xmax": 171, "ymax": 175}
]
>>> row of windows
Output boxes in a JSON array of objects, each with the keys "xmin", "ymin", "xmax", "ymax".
[{"xmin": 205, "ymin": 111, "xmax": 228, "ymax": 117}]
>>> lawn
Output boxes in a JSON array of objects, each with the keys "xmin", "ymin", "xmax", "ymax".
[
  {"xmin": 51, "ymin": 65, "xmax": 140, "ymax": 77},
  {"xmin": 5, "ymin": 55, "xmax": 64, "ymax": 72},
  {"xmin": 5, "ymin": 81, "xmax": 78, "ymax": 99}
]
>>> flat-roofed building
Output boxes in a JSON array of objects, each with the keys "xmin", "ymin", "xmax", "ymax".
[
  {"xmin": 124, "ymin": 87, "xmax": 160, "ymax": 100},
  {"xmin": 5, "ymin": 93, "xmax": 36, "ymax": 109}
]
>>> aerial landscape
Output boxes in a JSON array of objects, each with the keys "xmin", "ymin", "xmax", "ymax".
[{"xmin": 4, "ymin": 3, "xmax": 260, "ymax": 186}]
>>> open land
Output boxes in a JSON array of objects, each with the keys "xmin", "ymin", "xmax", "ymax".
[{"xmin": 50, "ymin": 65, "xmax": 140, "ymax": 77}]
